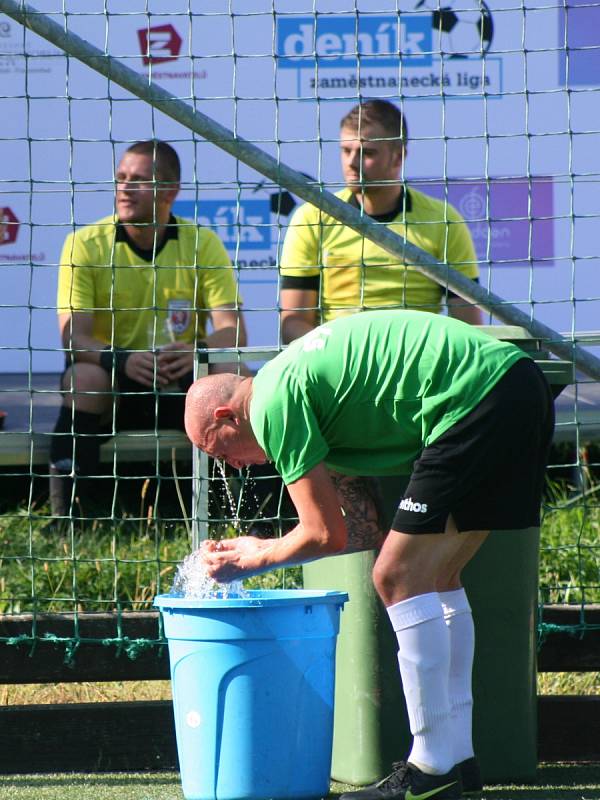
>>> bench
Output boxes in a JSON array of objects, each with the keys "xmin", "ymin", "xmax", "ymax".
[
  {"xmin": 0, "ymin": 373, "xmax": 191, "ymax": 468},
  {"xmin": 0, "ymin": 429, "xmax": 191, "ymax": 468}
]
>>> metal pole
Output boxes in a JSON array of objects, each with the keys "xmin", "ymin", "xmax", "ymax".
[{"xmin": 2, "ymin": 0, "xmax": 599, "ymax": 380}]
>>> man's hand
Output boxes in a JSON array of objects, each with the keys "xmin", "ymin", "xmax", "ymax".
[
  {"xmin": 198, "ymin": 464, "xmax": 350, "ymax": 583},
  {"xmin": 200, "ymin": 536, "xmax": 271, "ymax": 582},
  {"xmin": 157, "ymin": 341, "xmax": 194, "ymax": 381},
  {"xmin": 125, "ymin": 350, "xmax": 170, "ymax": 387}
]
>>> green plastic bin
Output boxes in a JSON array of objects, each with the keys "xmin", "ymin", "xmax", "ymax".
[{"xmin": 303, "ymin": 328, "xmax": 573, "ymax": 786}]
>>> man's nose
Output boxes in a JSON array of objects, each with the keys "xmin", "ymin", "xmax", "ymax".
[{"xmin": 348, "ymin": 151, "xmax": 361, "ymax": 170}]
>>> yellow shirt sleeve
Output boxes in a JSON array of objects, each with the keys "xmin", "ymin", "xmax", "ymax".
[
  {"xmin": 56, "ymin": 229, "xmax": 97, "ymax": 314},
  {"xmin": 196, "ymin": 229, "xmax": 242, "ymax": 309},
  {"xmin": 443, "ymin": 206, "xmax": 479, "ymax": 280},
  {"xmin": 279, "ymin": 203, "xmax": 322, "ymax": 277}
]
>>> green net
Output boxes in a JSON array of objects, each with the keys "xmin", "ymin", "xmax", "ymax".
[{"xmin": 0, "ymin": 0, "xmax": 599, "ymax": 666}]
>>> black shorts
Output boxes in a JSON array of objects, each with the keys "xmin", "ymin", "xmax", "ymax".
[{"xmin": 391, "ymin": 358, "xmax": 555, "ymax": 534}]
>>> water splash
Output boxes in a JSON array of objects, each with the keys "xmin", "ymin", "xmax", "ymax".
[
  {"xmin": 170, "ymin": 460, "xmax": 258, "ymax": 599},
  {"xmin": 172, "ymin": 549, "xmax": 246, "ymax": 599},
  {"xmin": 215, "ymin": 459, "xmax": 241, "ymax": 530}
]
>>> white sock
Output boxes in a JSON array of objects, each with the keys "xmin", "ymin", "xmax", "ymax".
[
  {"xmin": 386, "ymin": 592, "xmax": 454, "ymax": 775},
  {"xmin": 439, "ymin": 588, "xmax": 475, "ymax": 764}
]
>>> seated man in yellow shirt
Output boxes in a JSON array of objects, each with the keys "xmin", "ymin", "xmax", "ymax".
[
  {"xmin": 49, "ymin": 140, "xmax": 246, "ymax": 518},
  {"xmin": 279, "ymin": 99, "xmax": 482, "ymax": 343}
]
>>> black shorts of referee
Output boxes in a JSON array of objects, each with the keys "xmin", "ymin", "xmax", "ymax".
[{"xmin": 392, "ymin": 358, "xmax": 555, "ymax": 534}]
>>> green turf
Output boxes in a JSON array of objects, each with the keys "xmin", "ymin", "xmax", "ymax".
[{"xmin": 2, "ymin": 765, "xmax": 600, "ymax": 800}]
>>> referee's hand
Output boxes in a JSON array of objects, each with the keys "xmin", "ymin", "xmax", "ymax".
[
  {"xmin": 158, "ymin": 342, "xmax": 194, "ymax": 381},
  {"xmin": 124, "ymin": 350, "xmax": 170, "ymax": 388}
]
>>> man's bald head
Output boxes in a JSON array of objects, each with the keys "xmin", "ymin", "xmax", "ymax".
[{"xmin": 184, "ymin": 373, "xmax": 245, "ymax": 446}]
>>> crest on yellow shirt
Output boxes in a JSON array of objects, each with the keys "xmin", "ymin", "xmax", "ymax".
[{"xmin": 167, "ymin": 299, "xmax": 192, "ymax": 336}]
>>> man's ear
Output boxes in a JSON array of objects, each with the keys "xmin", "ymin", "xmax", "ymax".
[{"xmin": 214, "ymin": 405, "xmax": 235, "ymax": 421}]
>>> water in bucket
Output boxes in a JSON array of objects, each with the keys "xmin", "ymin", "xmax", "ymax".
[
  {"xmin": 172, "ymin": 549, "xmax": 246, "ymax": 600},
  {"xmin": 155, "ymin": 589, "xmax": 348, "ymax": 800}
]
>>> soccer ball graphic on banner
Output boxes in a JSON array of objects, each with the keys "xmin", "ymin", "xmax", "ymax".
[{"xmin": 415, "ymin": 0, "xmax": 494, "ymax": 58}]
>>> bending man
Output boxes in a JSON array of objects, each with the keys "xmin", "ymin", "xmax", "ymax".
[{"xmin": 184, "ymin": 310, "xmax": 554, "ymax": 800}]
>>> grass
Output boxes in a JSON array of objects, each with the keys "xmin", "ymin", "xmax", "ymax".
[
  {"xmin": 2, "ymin": 765, "xmax": 600, "ymax": 800},
  {"xmin": 1, "ymin": 486, "xmax": 598, "ymax": 614},
  {"xmin": 0, "ymin": 490, "xmax": 598, "ymax": 797},
  {"xmin": 0, "ymin": 480, "xmax": 597, "ymax": 703},
  {"xmin": 0, "ymin": 493, "xmax": 301, "ymax": 614},
  {"xmin": 537, "ymin": 672, "xmax": 600, "ymax": 695},
  {"xmin": 539, "ymin": 484, "xmax": 600, "ymax": 605},
  {"xmin": 0, "ymin": 669, "xmax": 594, "ymax": 706},
  {"xmin": 0, "ymin": 679, "xmax": 173, "ymax": 705}
]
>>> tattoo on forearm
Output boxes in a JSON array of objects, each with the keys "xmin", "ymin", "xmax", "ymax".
[{"xmin": 329, "ymin": 472, "xmax": 384, "ymax": 553}]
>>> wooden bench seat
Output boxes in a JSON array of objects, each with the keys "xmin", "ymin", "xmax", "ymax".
[{"xmin": 0, "ymin": 429, "xmax": 191, "ymax": 467}]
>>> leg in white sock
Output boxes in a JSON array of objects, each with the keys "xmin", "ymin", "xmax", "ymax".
[
  {"xmin": 387, "ymin": 592, "xmax": 454, "ymax": 776},
  {"xmin": 439, "ymin": 588, "xmax": 475, "ymax": 765}
]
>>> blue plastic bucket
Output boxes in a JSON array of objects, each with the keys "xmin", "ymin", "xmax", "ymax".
[{"xmin": 155, "ymin": 589, "xmax": 348, "ymax": 800}]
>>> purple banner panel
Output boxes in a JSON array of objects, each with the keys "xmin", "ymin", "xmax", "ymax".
[
  {"xmin": 558, "ymin": 0, "xmax": 600, "ymax": 86},
  {"xmin": 419, "ymin": 177, "xmax": 554, "ymax": 267}
]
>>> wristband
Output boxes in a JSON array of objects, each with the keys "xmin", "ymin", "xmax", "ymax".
[{"xmin": 99, "ymin": 346, "xmax": 130, "ymax": 376}]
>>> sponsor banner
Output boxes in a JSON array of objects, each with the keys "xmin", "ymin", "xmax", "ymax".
[
  {"xmin": 0, "ymin": 0, "xmax": 596, "ymax": 370},
  {"xmin": 175, "ymin": 199, "xmax": 273, "ymax": 251},
  {"xmin": 0, "ymin": 16, "xmax": 59, "ymax": 69},
  {"xmin": 558, "ymin": 0, "xmax": 600, "ymax": 86},
  {"xmin": 138, "ymin": 24, "xmax": 183, "ymax": 65},
  {"xmin": 0, "ymin": 16, "xmax": 60, "ymax": 83},
  {"xmin": 0, "ymin": 207, "xmax": 19, "ymax": 245},
  {"xmin": 134, "ymin": 22, "xmax": 207, "ymax": 82},
  {"xmin": 296, "ymin": 60, "xmax": 502, "ymax": 99},
  {"xmin": 276, "ymin": 12, "xmax": 502, "ymax": 99},
  {"xmin": 173, "ymin": 198, "xmax": 281, "ymax": 348},
  {"xmin": 422, "ymin": 178, "xmax": 554, "ymax": 266}
]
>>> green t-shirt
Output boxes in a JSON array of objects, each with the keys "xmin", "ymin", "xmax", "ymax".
[{"xmin": 250, "ymin": 310, "xmax": 527, "ymax": 484}]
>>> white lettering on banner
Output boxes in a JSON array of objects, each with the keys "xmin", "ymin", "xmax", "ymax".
[
  {"xmin": 281, "ymin": 22, "xmax": 427, "ymax": 61},
  {"xmin": 297, "ymin": 60, "xmax": 501, "ymax": 99},
  {"xmin": 196, "ymin": 208, "xmax": 265, "ymax": 246},
  {"xmin": 175, "ymin": 199, "xmax": 273, "ymax": 251},
  {"xmin": 277, "ymin": 12, "xmax": 502, "ymax": 99}
]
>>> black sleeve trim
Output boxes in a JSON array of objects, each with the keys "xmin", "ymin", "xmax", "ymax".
[
  {"xmin": 446, "ymin": 276, "xmax": 479, "ymax": 299},
  {"xmin": 280, "ymin": 275, "xmax": 321, "ymax": 292}
]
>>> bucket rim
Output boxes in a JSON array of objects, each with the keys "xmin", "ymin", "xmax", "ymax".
[{"xmin": 154, "ymin": 588, "xmax": 348, "ymax": 610}]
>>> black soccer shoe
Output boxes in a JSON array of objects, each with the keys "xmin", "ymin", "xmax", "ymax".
[
  {"xmin": 338, "ymin": 761, "xmax": 462, "ymax": 800},
  {"xmin": 457, "ymin": 757, "xmax": 483, "ymax": 795}
]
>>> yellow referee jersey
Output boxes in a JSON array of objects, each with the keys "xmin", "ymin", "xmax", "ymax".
[
  {"xmin": 279, "ymin": 187, "xmax": 478, "ymax": 320},
  {"xmin": 57, "ymin": 215, "xmax": 240, "ymax": 350}
]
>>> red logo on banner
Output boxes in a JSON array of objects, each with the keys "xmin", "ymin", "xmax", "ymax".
[
  {"xmin": 137, "ymin": 25, "xmax": 182, "ymax": 65},
  {"xmin": 0, "ymin": 207, "xmax": 19, "ymax": 245}
]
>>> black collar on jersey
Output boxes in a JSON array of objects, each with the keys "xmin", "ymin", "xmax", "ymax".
[
  {"xmin": 115, "ymin": 213, "xmax": 179, "ymax": 262},
  {"xmin": 349, "ymin": 187, "xmax": 413, "ymax": 223}
]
